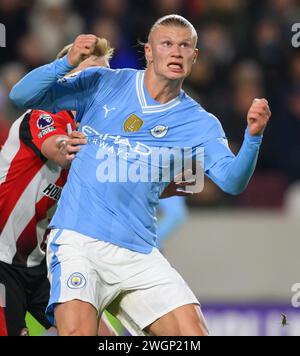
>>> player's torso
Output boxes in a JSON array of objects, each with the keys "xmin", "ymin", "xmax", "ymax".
[
  {"xmin": 52, "ymin": 70, "xmax": 205, "ymax": 251},
  {"xmin": 76, "ymin": 70, "xmax": 204, "ymax": 188}
]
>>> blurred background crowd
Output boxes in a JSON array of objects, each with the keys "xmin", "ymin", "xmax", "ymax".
[{"xmin": 1, "ymin": 0, "xmax": 300, "ymax": 210}]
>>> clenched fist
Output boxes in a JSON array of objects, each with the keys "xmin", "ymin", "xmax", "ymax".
[
  {"xmin": 67, "ymin": 34, "xmax": 98, "ymax": 67},
  {"xmin": 247, "ymin": 98, "xmax": 271, "ymax": 136}
]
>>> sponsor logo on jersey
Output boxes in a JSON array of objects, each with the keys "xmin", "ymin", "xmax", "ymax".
[
  {"xmin": 81, "ymin": 124, "xmax": 204, "ymax": 186},
  {"xmin": 82, "ymin": 125, "xmax": 152, "ymax": 157},
  {"xmin": 124, "ymin": 114, "xmax": 144, "ymax": 132},
  {"xmin": 150, "ymin": 125, "xmax": 168, "ymax": 138},
  {"xmin": 67, "ymin": 272, "xmax": 86, "ymax": 289},
  {"xmin": 37, "ymin": 114, "xmax": 54, "ymax": 130},
  {"xmin": 38, "ymin": 126, "xmax": 56, "ymax": 138},
  {"xmin": 43, "ymin": 183, "xmax": 62, "ymax": 201}
]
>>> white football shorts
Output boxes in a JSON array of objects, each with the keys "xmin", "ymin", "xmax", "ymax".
[{"xmin": 46, "ymin": 228, "xmax": 199, "ymax": 335}]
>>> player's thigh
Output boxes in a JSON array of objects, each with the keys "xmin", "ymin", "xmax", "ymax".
[
  {"xmin": 54, "ymin": 299, "xmax": 98, "ymax": 336},
  {"xmin": 46, "ymin": 229, "xmax": 115, "ymax": 335},
  {"xmin": 108, "ymin": 248, "xmax": 205, "ymax": 335},
  {"xmin": 47, "ymin": 254, "xmax": 99, "ymax": 333},
  {"xmin": 46, "ymin": 229, "xmax": 99, "ymax": 314},
  {"xmin": 0, "ymin": 261, "xmax": 27, "ymax": 336},
  {"xmin": 146, "ymin": 303, "xmax": 209, "ymax": 336}
]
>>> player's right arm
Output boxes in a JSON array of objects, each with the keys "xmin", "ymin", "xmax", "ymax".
[
  {"xmin": 202, "ymin": 99, "xmax": 271, "ymax": 195},
  {"xmin": 9, "ymin": 35, "xmax": 98, "ymax": 113}
]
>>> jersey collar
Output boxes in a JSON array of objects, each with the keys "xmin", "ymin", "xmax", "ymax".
[{"xmin": 136, "ymin": 71, "xmax": 182, "ymax": 114}]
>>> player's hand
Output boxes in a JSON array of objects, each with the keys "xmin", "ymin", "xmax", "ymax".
[
  {"xmin": 160, "ymin": 170, "xmax": 196, "ymax": 198},
  {"xmin": 247, "ymin": 98, "xmax": 271, "ymax": 136},
  {"xmin": 58, "ymin": 131, "xmax": 87, "ymax": 161},
  {"xmin": 67, "ymin": 34, "xmax": 98, "ymax": 67}
]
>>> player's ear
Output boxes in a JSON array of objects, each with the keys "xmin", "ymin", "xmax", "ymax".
[
  {"xmin": 144, "ymin": 43, "xmax": 153, "ymax": 65},
  {"xmin": 192, "ymin": 49, "xmax": 199, "ymax": 64}
]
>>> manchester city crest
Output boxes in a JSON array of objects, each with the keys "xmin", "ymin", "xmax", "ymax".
[
  {"xmin": 67, "ymin": 272, "xmax": 86, "ymax": 289},
  {"xmin": 150, "ymin": 125, "xmax": 168, "ymax": 138}
]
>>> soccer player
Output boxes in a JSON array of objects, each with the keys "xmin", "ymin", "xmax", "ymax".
[
  {"xmin": 10, "ymin": 15, "xmax": 271, "ymax": 336},
  {"xmin": 0, "ymin": 39, "xmax": 112, "ymax": 336}
]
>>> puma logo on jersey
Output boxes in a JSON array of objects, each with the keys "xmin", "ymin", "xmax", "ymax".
[
  {"xmin": 43, "ymin": 183, "xmax": 62, "ymax": 201},
  {"xmin": 103, "ymin": 105, "xmax": 116, "ymax": 118}
]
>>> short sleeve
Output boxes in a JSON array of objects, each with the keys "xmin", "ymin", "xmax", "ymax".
[{"xmin": 19, "ymin": 110, "xmax": 75, "ymax": 159}]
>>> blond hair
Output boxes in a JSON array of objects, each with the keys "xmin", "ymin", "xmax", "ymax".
[
  {"xmin": 148, "ymin": 14, "xmax": 198, "ymax": 45},
  {"xmin": 56, "ymin": 37, "xmax": 114, "ymax": 61}
]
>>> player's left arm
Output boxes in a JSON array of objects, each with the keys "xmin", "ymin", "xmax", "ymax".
[
  {"xmin": 157, "ymin": 196, "xmax": 188, "ymax": 245},
  {"xmin": 204, "ymin": 99, "xmax": 271, "ymax": 195}
]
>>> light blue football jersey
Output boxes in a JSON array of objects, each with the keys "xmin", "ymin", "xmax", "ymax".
[{"xmin": 10, "ymin": 59, "xmax": 263, "ymax": 253}]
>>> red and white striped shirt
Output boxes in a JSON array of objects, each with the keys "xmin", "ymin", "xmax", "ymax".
[
  {"xmin": 0, "ymin": 119, "xmax": 9, "ymax": 148},
  {"xmin": 0, "ymin": 109, "xmax": 74, "ymax": 267}
]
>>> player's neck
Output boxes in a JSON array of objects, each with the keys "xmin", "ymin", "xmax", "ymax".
[{"xmin": 144, "ymin": 68, "xmax": 182, "ymax": 104}]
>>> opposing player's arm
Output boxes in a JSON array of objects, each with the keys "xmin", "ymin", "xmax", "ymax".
[
  {"xmin": 9, "ymin": 35, "xmax": 98, "ymax": 113},
  {"xmin": 20, "ymin": 110, "xmax": 85, "ymax": 167},
  {"xmin": 41, "ymin": 131, "xmax": 87, "ymax": 169}
]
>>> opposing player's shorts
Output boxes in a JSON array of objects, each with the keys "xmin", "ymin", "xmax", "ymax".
[
  {"xmin": 46, "ymin": 229, "xmax": 199, "ymax": 335},
  {"xmin": 0, "ymin": 259, "xmax": 52, "ymax": 336}
]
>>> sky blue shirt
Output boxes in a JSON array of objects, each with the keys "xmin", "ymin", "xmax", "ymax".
[{"xmin": 10, "ymin": 56, "xmax": 263, "ymax": 253}]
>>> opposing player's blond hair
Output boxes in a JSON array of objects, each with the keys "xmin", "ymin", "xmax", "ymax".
[{"xmin": 56, "ymin": 37, "xmax": 114, "ymax": 61}]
